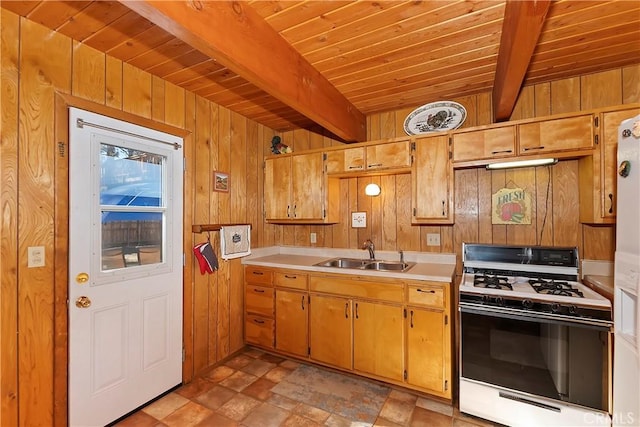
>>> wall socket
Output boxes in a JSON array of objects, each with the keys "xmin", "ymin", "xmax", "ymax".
[
  {"xmin": 426, "ymin": 233, "xmax": 441, "ymax": 246},
  {"xmin": 310, "ymin": 232, "xmax": 317, "ymax": 244}
]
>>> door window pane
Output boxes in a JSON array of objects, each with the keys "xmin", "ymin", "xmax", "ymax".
[{"xmin": 99, "ymin": 143, "xmax": 166, "ymax": 271}]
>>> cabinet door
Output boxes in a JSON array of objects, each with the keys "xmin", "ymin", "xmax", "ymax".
[
  {"xmin": 275, "ymin": 289, "xmax": 308, "ymax": 357},
  {"xmin": 264, "ymin": 156, "xmax": 291, "ymax": 220},
  {"xmin": 291, "ymin": 152, "xmax": 324, "ymax": 219},
  {"xmin": 601, "ymin": 108, "xmax": 640, "ymax": 218},
  {"xmin": 353, "ymin": 301, "xmax": 404, "ymax": 381},
  {"xmin": 309, "ymin": 294, "xmax": 352, "ymax": 369},
  {"xmin": 412, "ymin": 135, "xmax": 453, "ymax": 224},
  {"xmin": 406, "ymin": 308, "xmax": 450, "ymax": 395},
  {"xmin": 452, "ymin": 125, "xmax": 515, "ymax": 163},
  {"xmin": 366, "ymin": 140, "xmax": 411, "ymax": 170},
  {"xmin": 519, "ymin": 114, "xmax": 594, "ymax": 154},
  {"xmin": 245, "ymin": 315, "xmax": 274, "ymax": 348},
  {"xmin": 326, "ymin": 147, "xmax": 365, "ymax": 173}
]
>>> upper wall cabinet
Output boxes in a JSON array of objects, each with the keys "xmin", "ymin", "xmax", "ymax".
[
  {"xmin": 452, "ymin": 124, "xmax": 516, "ymax": 164},
  {"xmin": 326, "ymin": 140, "xmax": 411, "ymax": 175},
  {"xmin": 518, "ymin": 114, "xmax": 594, "ymax": 155},
  {"xmin": 412, "ymin": 135, "xmax": 453, "ymax": 224},
  {"xmin": 265, "ymin": 152, "xmax": 339, "ymax": 223},
  {"xmin": 579, "ymin": 106, "xmax": 640, "ymax": 224}
]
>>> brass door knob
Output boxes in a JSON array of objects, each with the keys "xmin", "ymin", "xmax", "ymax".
[
  {"xmin": 75, "ymin": 296, "xmax": 91, "ymax": 308},
  {"xmin": 76, "ymin": 272, "xmax": 89, "ymax": 284}
]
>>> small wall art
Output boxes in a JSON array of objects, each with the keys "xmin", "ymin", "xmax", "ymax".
[
  {"xmin": 492, "ymin": 186, "xmax": 532, "ymax": 225},
  {"xmin": 213, "ymin": 171, "xmax": 229, "ymax": 192}
]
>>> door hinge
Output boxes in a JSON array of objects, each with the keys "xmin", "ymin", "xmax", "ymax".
[
  {"xmin": 445, "ymin": 315, "xmax": 448, "ymax": 325},
  {"xmin": 183, "ymin": 157, "xmax": 186, "ymax": 171},
  {"xmin": 323, "ymin": 153, "xmax": 327, "ymax": 161},
  {"xmin": 183, "ymin": 253, "xmax": 186, "ymax": 267},
  {"xmin": 403, "ymin": 308, "xmax": 407, "ymax": 318},
  {"xmin": 445, "ymin": 380, "xmax": 448, "ymax": 391},
  {"xmin": 448, "ymin": 151, "xmax": 452, "ymax": 159},
  {"xmin": 404, "ymin": 370, "xmax": 407, "ymax": 380},
  {"xmin": 58, "ymin": 142, "xmax": 65, "ymax": 157},
  {"xmin": 308, "ymin": 347, "xmax": 311, "ymax": 356},
  {"xmin": 413, "ymin": 207, "xmax": 416, "ymax": 216},
  {"xmin": 182, "ymin": 347, "xmax": 185, "ymax": 362},
  {"xmin": 595, "ymin": 134, "xmax": 599, "ymax": 145},
  {"xmin": 594, "ymin": 116, "xmax": 599, "ymax": 128},
  {"xmin": 448, "ymin": 136, "xmax": 452, "ymax": 145},
  {"xmin": 411, "ymin": 142, "xmax": 416, "ymax": 151},
  {"xmin": 323, "ymin": 209, "xmax": 326, "ymax": 218}
]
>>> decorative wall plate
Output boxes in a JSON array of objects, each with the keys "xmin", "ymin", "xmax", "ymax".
[{"xmin": 403, "ymin": 101, "xmax": 466, "ymax": 135}]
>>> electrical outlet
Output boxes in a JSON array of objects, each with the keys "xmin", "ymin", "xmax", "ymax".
[
  {"xmin": 310, "ymin": 232, "xmax": 317, "ymax": 244},
  {"xmin": 352, "ymin": 212, "xmax": 366, "ymax": 228},
  {"xmin": 426, "ymin": 233, "xmax": 441, "ymax": 246}
]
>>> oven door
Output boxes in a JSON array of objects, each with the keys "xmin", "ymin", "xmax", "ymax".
[{"xmin": 460, "ymin": 303, "xmax": 612, "ymax": 413}]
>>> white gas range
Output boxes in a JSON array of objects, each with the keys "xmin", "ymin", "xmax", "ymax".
[{"xmin": 459, "ymin": 243, "xmax": 613, "ymax": 427}]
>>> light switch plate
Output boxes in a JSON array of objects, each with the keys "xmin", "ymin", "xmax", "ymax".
[
  {"xmin": 352, "ymin": 212, "xmax": 366, "ymax": 228},
  {"xmin": 310, "ymin": 232, "xmax": 317, "ymax": 244},
  {"xmin": 28, "ymin": 246, "xmax": 45, "ymax": 268}
]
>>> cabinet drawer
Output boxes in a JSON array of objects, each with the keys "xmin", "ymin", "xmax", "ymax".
[
  {"xmin": 309, "ymin": 275, "xmax": 403, "ymax": 302},
  {"xmin": 452, "ymin": 125, "xmax": 515, "ymax": 162},
  {"xmin": 407, "ymin": 284, "xmax": 446, "ymax": 308},
  {"xmin": 245, "ymin": 285, "xmax": 274, "ymax": 316},
  {"xmin": 245, "ymin": 267, "xmax": 273, "ymax": 286},
  {"xmin": 245, "ymin": 315, "xmax": 274, "ymax": 348},
  {"xmin": 275, "ymin": 271, "xmax": 308, "ymax": 290}
]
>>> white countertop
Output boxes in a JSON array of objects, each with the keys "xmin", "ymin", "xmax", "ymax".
[{"xmin": 241, "ymin": 246, "xmax": 457, "ymax": 282}]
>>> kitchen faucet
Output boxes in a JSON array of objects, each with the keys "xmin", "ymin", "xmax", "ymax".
[{"xmin": 362, "ymin": 239, "xmax": 375, "ymax": 260}]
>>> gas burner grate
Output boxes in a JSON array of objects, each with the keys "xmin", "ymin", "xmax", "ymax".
[
  {"xmin": 474, "ymin": 274, "xmax": 513, "ymax": 290},
  {"xmin": 529, "ymin": 279, "xmax": 584, "ymax": 297}
]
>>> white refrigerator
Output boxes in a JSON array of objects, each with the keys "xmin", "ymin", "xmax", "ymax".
[{"xmin": 614, "ymin": 114, "xmax": 640, "ymax": 427}]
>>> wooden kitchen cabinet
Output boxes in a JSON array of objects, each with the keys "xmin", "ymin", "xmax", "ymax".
[
  {"xmin": 412, "ymin": 135, "xmax": 454, "ymax": 224},
  {"xmin": 326, "ymin": 140, "xmax": 411, "ymax": 174},
  {"xmin": 405, "ymin": 281, "xmax": 452, "ymax": 398},
  {"xmin": 275, "ymin": 289, "xmax": 308, "ymax": 357},
  {"xmin": 451, "ymin": 124, "xmax": 516, "ymax": 164},
  {"xmin": 274, "ymin": 270, "xmax": 308, "ymax": 357},
  {"xmin": 265, "ymin": 152, "xmax": 337, "ymax": 223},
  {"xmin": 518, "ymin": 114, "xmax": 594, "ymax": 155},
  {"xmin": 244, "ymin": 267, "xmax": 274, "ymax": 349},
  {"xmin": 309, "ymin": 293, "xmax": 353, "ymax": 369},
  {"xmin": 580, "ymin": 106, "xmax": 640, "ymax": 223},
  {"xmin": 353, "ymin": 300, "xmax": 404, "ymax": 381},
  {"xmin": 406, "ymin": 307, "xmax": 450, "ymax": 395}
]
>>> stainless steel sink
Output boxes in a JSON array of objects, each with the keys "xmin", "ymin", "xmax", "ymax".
[{"xmin": 314, "ymin": 257, "xmax": 415, "ymax": 272}]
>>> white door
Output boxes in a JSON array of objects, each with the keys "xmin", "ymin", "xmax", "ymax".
[{"xmin": 68, "ymin": 108, "xmax": 183, "ymax": 426}]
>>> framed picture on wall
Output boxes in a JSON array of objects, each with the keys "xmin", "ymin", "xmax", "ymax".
[{"xmin": 213, "ymin": 171, "xmax": 229, "ymax": 192}]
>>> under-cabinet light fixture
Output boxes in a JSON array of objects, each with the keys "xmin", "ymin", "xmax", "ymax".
[
  {"xmin": 365, "ymin": 183, "xmax": 381, "ymax": 196},
  {"xmin": 486, "ymin": 158, "xmax": 558, "ymax": 170}
]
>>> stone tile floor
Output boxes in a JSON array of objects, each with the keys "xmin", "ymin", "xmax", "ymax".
[{"xmin": 115, "ymin": 347, "xmax": 498, "ymax": 427}]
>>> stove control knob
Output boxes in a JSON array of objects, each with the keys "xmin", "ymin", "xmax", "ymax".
[
  {"xmin": 482, "ymin": 295, "xmax": 490, "ymax": 304},
  {"xmin": 568, "ymin": 305, "xmax": 577, "ymax": 315},
  {"xmin": 495, "ymin": 297, "xmax": 504, "ymax": 306},
  {"xmin": 551, "ymin": 303, "xmax": 561, "ymax": 313},
  {"xmin": 522, "ymin": 299, "xmax": 533, "ymax": 309}
]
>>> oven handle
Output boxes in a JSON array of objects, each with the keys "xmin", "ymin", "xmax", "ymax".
[
  {"xmin": 459, "ymin": 302, "xmax": 613, "ymax": 330},
  {"xmin": 498, "ymin": 391, "xmax": 561, "ymax": 413}
]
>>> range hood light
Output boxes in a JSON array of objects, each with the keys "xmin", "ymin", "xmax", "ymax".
[{"xmin": 486, "ymin": 158, "xmax": 558, "ymax": 170}]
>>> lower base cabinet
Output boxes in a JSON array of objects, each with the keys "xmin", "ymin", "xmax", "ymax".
[
  {"xmin": 309, "ymin": 293, "xmax": 352, "ymax": 369},
  {"xmin": 353, "ymin": 301, "xmax": 404, "ymax": 382},
  {"xmin": 406, "ymin": 308, "xmax": 450, "ymax": 394},
  {"xmin": 245, "ymin": 266, "xmax": 453, "ymax": 401},
  {"xmin": 275, "ymin": 289, "xmax": 308, "ymax": 357}
]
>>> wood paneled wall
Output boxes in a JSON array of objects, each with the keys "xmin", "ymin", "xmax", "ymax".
[
  {"xmin": 276, "ymin": 65, "xmax": 640, "ymax": 276},
  {"xmin": 1, "ymin": 9, "xmax": 639, "ymax": 427},
  {"xmin": 0, "ymin": 11, "xmax": 272, "ymax": 426}
]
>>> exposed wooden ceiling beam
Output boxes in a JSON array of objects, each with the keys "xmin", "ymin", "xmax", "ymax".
[
  {"xmin": 119, "ymin": 0, "xmax": 366, "ymax": 141},
  {"xmin": 492, "ymin": 0, "xmax": 551, "ymax": 121}
]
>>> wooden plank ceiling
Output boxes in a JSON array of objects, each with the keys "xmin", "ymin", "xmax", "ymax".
[{"xmin": 3, "ymin": 0, "xmax": 640, "ymax": 141}]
